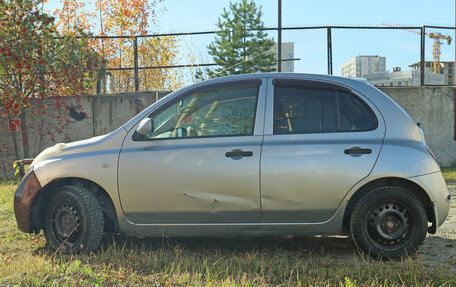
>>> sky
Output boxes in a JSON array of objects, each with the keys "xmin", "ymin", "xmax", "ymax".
[
  {"xmin": 156, "ymin": 0, "xmax": 453, "ymax": 31},
  {"xmin": 47, "ymin": 0, "xmax": 456, "ymax": 77}
]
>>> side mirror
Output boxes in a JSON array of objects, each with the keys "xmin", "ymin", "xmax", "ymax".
[
  {"xmin": 173, "ymin": 127, "xmax": 188, "ymax": 137},
  {"xmin": 136, "ymin": 118, "xmax": 154, "ymax": 136}
]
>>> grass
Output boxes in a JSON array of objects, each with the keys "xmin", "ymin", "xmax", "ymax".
[
  {"xmin": 0, "ymin": 182, "xmax": 455, "ymax": 286},
  {"xmin": 442, "ymin": 166, "xmax": 456, "ymax": 182}
]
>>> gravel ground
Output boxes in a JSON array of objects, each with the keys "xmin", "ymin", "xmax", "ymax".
[{"xmin": 419, "ymin": 183, "xmax": 456, "ymax": 269}]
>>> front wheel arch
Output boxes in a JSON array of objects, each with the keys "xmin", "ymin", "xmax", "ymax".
[
  {"xmin": 30, "ymin": 177, "xmax": 119, "ymax": 234},
  {"xmin": 44, "ymin": 185, "xmax": 103, "ymax": 253},
  {"xmin": 342, "ymin": 177, "xmax": 435, "ymax": 235}
]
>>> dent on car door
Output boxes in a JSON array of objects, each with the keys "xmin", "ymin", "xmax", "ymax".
[
  {"xmin": 260, "ymin": 79, "xmax": 385, "ymax": 223},
  {"xmin": 118, "ymin": 79, "xmax": 266, "ymax": 224}
]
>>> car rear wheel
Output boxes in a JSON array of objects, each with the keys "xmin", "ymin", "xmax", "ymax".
[
  {"xmin": 350, "ymin": 186, "xmax": 427, "ymax": 259},
  {"xmin": 44, "ymin": 185, "xmax": 103, "ymax": 253}
]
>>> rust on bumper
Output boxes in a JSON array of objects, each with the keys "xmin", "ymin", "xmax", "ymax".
[{"xmin": 14, "ymin": 170, "xmax": 42, "ymax": 233}]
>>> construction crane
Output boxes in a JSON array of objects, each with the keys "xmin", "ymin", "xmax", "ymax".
[{"xmin": 382, "ymin": 22, "xmax": 452, "ymax": 74}]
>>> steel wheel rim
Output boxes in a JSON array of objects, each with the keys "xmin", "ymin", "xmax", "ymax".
[
  {"xmin": 366, "ymin": 202, "xmax": 412, "ymax": 250},
  {"xmin": 51, "ymin": 200, "xmax": 82, "ymax": 245}
]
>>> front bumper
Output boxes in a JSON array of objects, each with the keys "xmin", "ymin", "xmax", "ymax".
[
  {"xmin": 14, "ymin": 170, "xmax": 42, "ymax": 233},
  {"xmin": 411, "ymin": 171, "xmax": 451, "ymax": 231}
]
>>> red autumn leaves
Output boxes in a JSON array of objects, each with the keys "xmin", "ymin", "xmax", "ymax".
[{"xmin": 0, "ymin": 0, "xmax": 106, "ymax": 161}]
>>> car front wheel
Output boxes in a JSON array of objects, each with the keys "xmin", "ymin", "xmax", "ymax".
[
  {"xmin": 44, "ymin": 185, "xmax": 103, "ymax": 253},
  {"xmin": 350, "ymin": 186, "xmax": 428, "ymax": 259}
]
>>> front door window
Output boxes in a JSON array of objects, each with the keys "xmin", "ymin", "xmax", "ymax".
[{"xmin": 135, "ymin": 82, "xmax": 259, "ymax": 140}]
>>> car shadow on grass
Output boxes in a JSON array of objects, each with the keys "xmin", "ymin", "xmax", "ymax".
[
  {"xmin": 32, "ymin": 233, "xmax": 355, "ymax": 258},
  {"xmin": 97, "ymin": 234, "xmax": 456, "ymax": 264},
  {"xmin": 97, "ymin": 233, "xmax": 358, "ymax": 257}
]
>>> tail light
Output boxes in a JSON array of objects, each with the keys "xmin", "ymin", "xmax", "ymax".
[{"xmin": 425, "ymin": 145, "xmax": 440, "ymax": 168}]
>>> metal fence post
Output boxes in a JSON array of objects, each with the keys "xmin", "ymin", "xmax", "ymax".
[
  {"xmin": 327, "ymin": 27, "xmax": 333, "ymax": 75},
  {"xmin": 277, "ymin": 0, "xmax": 282, "ymax": 72},
  {"xmin": 133, "ymin": 37, "xmax": 139, "ymax": 91},
  {"xmin": 420, "ymin": 27, "xmax": 425, "ymax": 86}
]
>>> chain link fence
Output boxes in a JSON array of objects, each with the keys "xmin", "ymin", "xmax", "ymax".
[{"xmin": 92, "ymin": 25, "xmax": 456, "ymax": 94}]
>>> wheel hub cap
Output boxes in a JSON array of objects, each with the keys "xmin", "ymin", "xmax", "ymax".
[
  {"xmin": 53, "ymin": 202, "xmax": 81, "ymax": 240},
  {"xmin": 368, "ymin": 203, "xmax": 409, "ymax": 245}
]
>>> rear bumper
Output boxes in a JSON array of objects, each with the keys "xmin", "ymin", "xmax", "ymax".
[
  {"xmin": 14, "ymin": 170, "xmax": 42, "ymax": 233},
  {"xmin": 411, "ymin": 171, "xmax": 450, "ymax": 231}
]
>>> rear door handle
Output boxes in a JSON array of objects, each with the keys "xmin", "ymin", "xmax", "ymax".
[
  {"xmin": 225, "ymin": 150, "xmax": 253, "ymax": 158},
  {"xmin": 344, "ymin": 147, "xmax": 372, "ymax": 155}
]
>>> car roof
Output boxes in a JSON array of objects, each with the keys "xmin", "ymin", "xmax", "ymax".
[{"xmin": 195, "ymin": 72, "xmax": 370, "ymax": 91}]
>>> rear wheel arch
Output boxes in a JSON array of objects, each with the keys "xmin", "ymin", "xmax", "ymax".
[
  {"xmin": 350, "ymin": 186, "xmax": 427, "ymax": 259},
  {"xmin": 342, "ymin": 177, "xmax": 435, "ymax": 234},
  {"xmin": 31, "ymin": 177, "xmax": 119, "ymax": 234}
]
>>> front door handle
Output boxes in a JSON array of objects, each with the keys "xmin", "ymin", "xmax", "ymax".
[
  {"xmin": 344, "ymin": 147, "xmax": 372, "ymax": 155},
  {"xmin": 225, "ymin": 150, "xmax": 253, "ymax": 158}
]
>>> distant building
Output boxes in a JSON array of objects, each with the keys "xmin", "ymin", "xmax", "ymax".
[
  {"xmin": 341, "ymin": 55, "xmax": 386, "ymax": 78},
  {"xmin": 366, "ymin": 68, "xmax": 445, "ymax": 87},
  {"xmin": 409, "ymin": 61, "xmax": 455, "ymax": 85},
  {"xmin": 273, "ymin": 42, "xmax": 295, "ymax": 72},
  {"xmin": 365, "ymin": 61, "xmax": 454, "ymax": 87}
]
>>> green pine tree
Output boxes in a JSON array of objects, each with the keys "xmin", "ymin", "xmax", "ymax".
[{"xmin": 206, "ymin": 0, "xmax": 276, "ymax": 78}]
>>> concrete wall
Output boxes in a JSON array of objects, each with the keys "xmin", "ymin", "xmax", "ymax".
[
  {"xmin": 380, "ymin": 87, "xmax": 456, "ymax": 166},
  {"xmin": 0, "ymin": 87, "xmax": 454, "ymax": 177},
  {"xmin": 91, "ymin": 91, "xmax": 169, "ymax": 135},
  {"xmin": 0, "ymin": 91, "xmax": 169, "ymax": 177}
]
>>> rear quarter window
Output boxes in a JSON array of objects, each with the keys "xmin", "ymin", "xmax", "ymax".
[{"xmin": 338, "ymin": 91, "xmax": 377, "ymax": 132}]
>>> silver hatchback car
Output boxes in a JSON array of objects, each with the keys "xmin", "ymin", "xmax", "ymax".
[{"xmin": 14, "ymin": 73, "xmax": 450, "ymax": 259}]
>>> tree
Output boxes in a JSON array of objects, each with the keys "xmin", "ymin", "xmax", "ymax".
[
  {"xmin": 50, "ymin": 0, "xmax": 193, "ymax": 93},
  {"xmin": 137, "ymin": 36, "xmax": 192, "ymax": 91},
  {"xmin": 0, "ymin": 0, "xmax": 105, "ymax": 164},
  {"xmin": 95, "ymin": 0, "xmax": 158, "ymax": 37},
  {"xmin": 52, "ymin": 0, "xmax": 155, "ymax": 93},
  {"xmin": 92, "ymin": 0, "xmax": 191, "ymax": 93},
  {"xmin": 206, "ymin": 0, "xmax": 276, "ymax": 78},
  {"xmin": 53, "ymin": 0, "xmax": 95, "ymax": 33}
]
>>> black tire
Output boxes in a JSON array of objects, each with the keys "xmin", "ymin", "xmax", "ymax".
[
  {"xmin": 350, "ymin": 186, "xmax": 427, "ymax": 260},
  {"xmin": 44, "ymin": 185, "xmax": 103, "ymax": 253}
]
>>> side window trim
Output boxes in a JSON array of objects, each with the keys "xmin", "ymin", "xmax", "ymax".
[
  {"xmin": 272, "ymin": 78, "xmax": 351, "ymax": 92},
  {"xmin": 272, "ymin": 81, "xmax": 378, "ymax": 135}
]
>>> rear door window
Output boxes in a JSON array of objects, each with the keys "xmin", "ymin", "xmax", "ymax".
[{"xmin": 273, "ymin": 81, "xmax": 377, "ymax": 134}]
